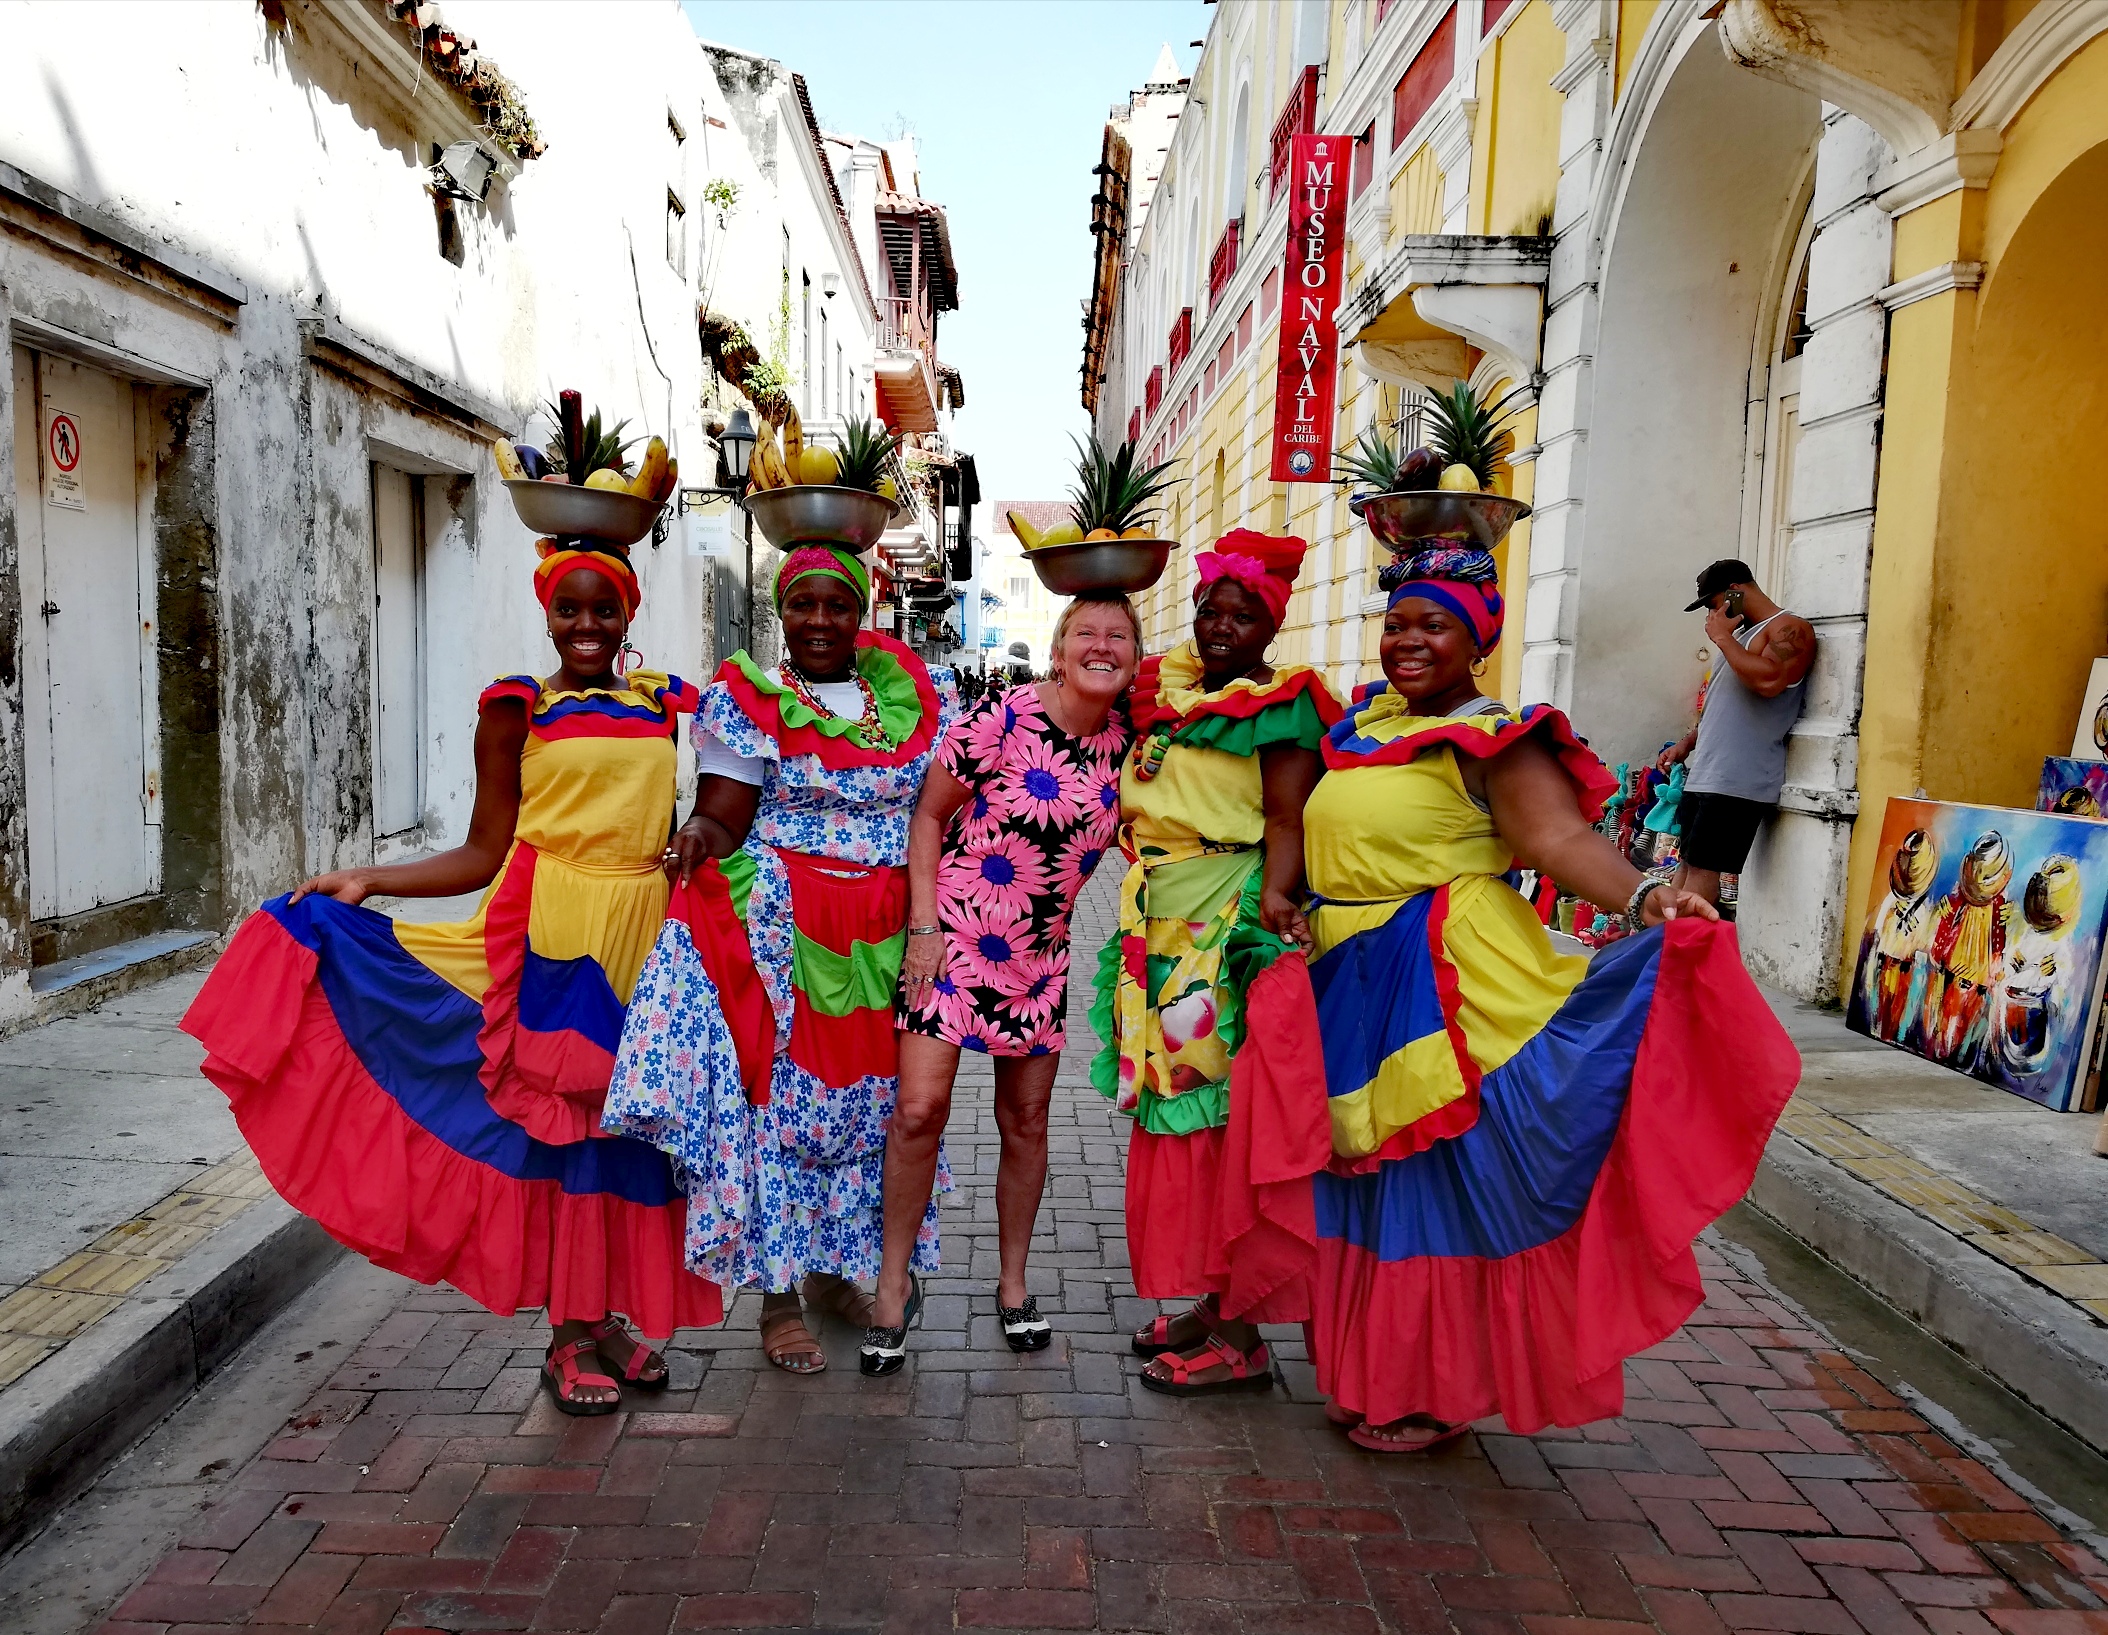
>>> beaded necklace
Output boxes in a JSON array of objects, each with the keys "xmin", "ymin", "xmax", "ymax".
[
  {"xmin": 780, "ymin": 658, "xmax": 897, "ymax": 750},
  {"xmin": 1131, "ymin": 658, "xmax": 1269, "ymax": 783}
]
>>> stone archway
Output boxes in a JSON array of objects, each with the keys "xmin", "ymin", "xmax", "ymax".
[{"xmin": 1565, "ymin": 29, "xmax": 1821, "ymax": 769}]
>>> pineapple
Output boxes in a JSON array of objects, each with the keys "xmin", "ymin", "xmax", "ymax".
[
  {"xmin": 1424, "ymin": 380, "xmax": 1527, "ymax": 491},
  {"xmin": 833, "ymin": 417, "xmax": 905, "ymax": 494},
  {"xmin": 1067, "ymin": 435, "xmax": 1178, "ymax": 540},
  {"xmin": 1333, "ymin": 428, "xmax": 1403, "ymax": 494},
  {"xmin": 541, "ymin": 394, "xmax": 637, "ymax": 484}
]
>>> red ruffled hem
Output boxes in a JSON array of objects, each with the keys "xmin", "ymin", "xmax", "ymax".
[
  {"xmin": 1307, "ymin": 918, "xmax": 1797, "ymax": 1432},
  {"xmin": 1125, "ymin": 953, "xmax": 1329, "ymax": 1323},
  {"xmin": 186, "ymin": 915, "xmax": 722, "ymax": 1335}
]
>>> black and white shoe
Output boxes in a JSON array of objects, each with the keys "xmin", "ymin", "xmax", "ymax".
[
  {"xmin": 1000, "ymin": 1295, "xmax": 1052, "ymax": 1352},
  {"xmin": 859, "ymin": 1272, "xmax": 921, "ymax": 1377}
]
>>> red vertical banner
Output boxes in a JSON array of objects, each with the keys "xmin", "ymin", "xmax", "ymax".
[{"xmin": 1269, "ymin": 132, "xmax": 1347, "ymax": 484}]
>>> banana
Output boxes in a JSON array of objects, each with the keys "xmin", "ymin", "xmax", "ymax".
[
  {"xmin": 780, "ymin": 405, "xmax": 803, "ymax": 475},
  {"xmin": 493, "ymin": 437, "xmax": 525, "ymax": 481},
  {"xmin": 659, "ymin": 454, "xmax": 678, "ymax": 502},
  {"xmin": 749, "ymin": 425, "xmax": 789, "ymax": 490},
  {"xmin": 630, "ymin": 437, "xmax": 669, "ymax": 502},
  {"xmin": 1005, "ymin": 508, "xmax": 1044, "ymax": 550}
]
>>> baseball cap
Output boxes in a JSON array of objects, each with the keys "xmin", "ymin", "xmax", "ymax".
[{"xmin": 1685, "ymin": 559, "xmax": 1754, "ymax": 611}]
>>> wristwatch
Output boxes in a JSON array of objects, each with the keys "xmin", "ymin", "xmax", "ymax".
[{"xmin": 1625, "ymin": 878, "xmax": 1666, "ymax": 931}]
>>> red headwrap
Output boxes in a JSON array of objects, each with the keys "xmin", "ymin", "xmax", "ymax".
[
  {"xmin": 1192, "ymin": 528, "xmax": 1308, "ymax": 627},
  {"xmin": 534, "ymin": 541, "xmax": 640, "ymax": 616}
]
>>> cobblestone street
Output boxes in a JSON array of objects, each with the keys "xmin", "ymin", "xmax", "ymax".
[{"xmin": 83, "ymin": 877, "xmax": 2108, "ymax": 1634}]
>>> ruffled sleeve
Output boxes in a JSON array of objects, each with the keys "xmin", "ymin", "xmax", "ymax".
[
  {"xmin": 479, "ymin": 675, "xmax": 539, "ymax": 714},
  {"xmin": 696, "ymin": 678, "xmax": 777, "ymax": 763},
  {"xmin": 1324, "ymin": 699, "xmax": 1618, "ymax": 823}
]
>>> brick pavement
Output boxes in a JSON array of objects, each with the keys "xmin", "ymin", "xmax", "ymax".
[{"xmin": 92, "ymin": 874, "xmax": 2108, "ymax": 1634}]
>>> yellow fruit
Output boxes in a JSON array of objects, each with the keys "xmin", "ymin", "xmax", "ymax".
[
  {"xmin": 493, "ymin": 438, "xmax": 525, "ymax": 481},
  {"xmin": 1005, "ymin": 509, "xmax": 1044, "ymax": 549},
  {"xmin": 780, "ymin": 405, "xmax": 803, "ymax": 472},
  {"xmin": 584, "ymin": 468, "xmax": 629, "ymax": 491},
  {"xmin": 1437, "ymin": 463, "xmax": 1482, "ymax": 492},
  {"xmin": 659, "ymin": 455, "xmax": 678, "ymax": 502},
  {"xmin": 797, "ymin": 446, "xmax": 841, "ymax": 485},
  {"xmin": 1084, "ymin": 527, "xmax": 1119, "ymax": 541},
  {"xmin": 629, "ymin": 437, "xmax": 669, "ymax": 501},
  {"xmin": 748, "ymin": 426, "xmax": 789, "ymax": 490},
  {"xmin": 1037, "ymin": 521, "xmax": 1084, "ymax": 548},
  {"xmin": 878, "ymin": 477, "xmax": 899, "ymax": 502},
  {"xmin": 1120, "ymin": 525, "xmax": 1154, "ymax": 540}
]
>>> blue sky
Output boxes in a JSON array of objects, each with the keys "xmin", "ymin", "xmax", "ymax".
[{"xmin": 683, "ymin": 0, "xmax": 1206, "ymax": 507}]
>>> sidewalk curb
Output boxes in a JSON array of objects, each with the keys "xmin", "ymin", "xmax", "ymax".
[
  {"xmin": 1750, "ymin": 1132, "xmax": 2108, "ymax": 1457},
  {"xmin": 0, "ymin": 1194, "xmax": 343, "ymax": 1557}
]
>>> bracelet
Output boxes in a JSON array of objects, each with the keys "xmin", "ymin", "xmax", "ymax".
[
  {"xmin": 1626, "ymin": 878, "xmax": 1666, "ymax": 931},
  {"xmin": 906, "ymin": 924, "xmax": 942, "ymax": 937}
]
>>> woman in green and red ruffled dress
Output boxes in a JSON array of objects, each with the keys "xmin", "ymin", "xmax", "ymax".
[
  {"xmin": 1093, "ymin": 530, "xmax": 1343, "ymax": 1394},
  {"xmin": 606, "ymin": 546, "xmax": 955, "ymax": 1376}
]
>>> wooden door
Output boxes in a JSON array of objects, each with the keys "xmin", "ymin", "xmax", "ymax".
[
  {"xmin": 12, "ymin": 348, "xmax": 157, "ymax": 918},
  {"xmin": 370, "ymin": 463, "xmax": 424, "ymax": 838}
]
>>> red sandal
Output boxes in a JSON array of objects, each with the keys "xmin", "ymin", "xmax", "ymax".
[
  {"xmin": 542, "ymin": 1337, "xmax": 620, "ymax": 1417},
  {"xmin": 1131, "ymin": 1302, "xmax": 1211, "ymax": 1358},
  {"xmin": 587, "ymin": 1316, "xmax": 670, "ymax": 1390},
  {"xmin": 1347, "ymin": 1416, "xmax": 1467, "ymax": 1455},
  {"xmin": 1137, "ymin": 1332, "xmax": 1274, "ymax": 1397}
]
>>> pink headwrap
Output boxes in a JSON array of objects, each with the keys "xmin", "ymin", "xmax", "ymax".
[{"xmin": 1192, "ymin": 529, "xmax": 1309, "ymax": 627}]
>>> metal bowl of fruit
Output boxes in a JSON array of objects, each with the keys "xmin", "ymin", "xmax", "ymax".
[
  {"xmin": 744, "ymin": 485, "xmax": 904, "ymax": 552},
  {"xmin": 1027, "ymin": 537, "xmax": 1177, "ymax": 596},
  {"xmin": 505, "ymin": 479, "xmax": 665, "ymax": 546},
  {"xmin": 1350, "ymin": 489, "xmax": 1531, "ymax": 551}
]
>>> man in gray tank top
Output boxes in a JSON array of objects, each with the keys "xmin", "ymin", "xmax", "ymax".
[{"xmin": 1658, "ymin": 559, "xmax": 1816, "ymax": 905}]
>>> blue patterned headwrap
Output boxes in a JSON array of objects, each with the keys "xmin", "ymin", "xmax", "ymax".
[{"xmin": 1378, "ymin": 545, "xmax": 1505, "ymax": 653}]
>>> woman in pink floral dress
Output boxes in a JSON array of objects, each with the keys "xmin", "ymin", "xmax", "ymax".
[{"xmin": 861, "ymin": 595, "xmax": 1140, "ymax": 1374}]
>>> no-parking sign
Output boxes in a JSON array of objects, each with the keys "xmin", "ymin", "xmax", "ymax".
[{"xmin": 44, "ymin": 409, "xmax": 85, "ymax": 511}]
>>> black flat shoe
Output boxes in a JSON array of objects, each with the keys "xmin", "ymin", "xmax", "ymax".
[
  {"xmin": 1000, "ymin": 1295, "xmax": 1052, "ymax": 1352},
  {"xmin": 859, "ymin": 1272, "xmax": 922, "ymax": 1377}
]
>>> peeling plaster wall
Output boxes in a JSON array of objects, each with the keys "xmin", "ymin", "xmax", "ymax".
[{"xmin": 0, "ymin": 0, "xmax": 740, "ymax": 1025}]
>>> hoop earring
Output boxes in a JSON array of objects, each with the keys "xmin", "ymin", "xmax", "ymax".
[
  {"xmin": 617, "ymin": 639, "xmax": 643, "ymax": 678},
  {"xmin": 1470, "ymin": 656, "xmax": 1488, "ymax": 677}
]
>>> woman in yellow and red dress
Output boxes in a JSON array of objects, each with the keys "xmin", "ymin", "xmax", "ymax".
[
  {"xmin": 1299, "ymin": 547, "xmax": 1798, "ymax": 1451},
  {"xmin": 1091, "ymin": 530, "xmax": 1341, "ymax": 1394},
  {"xmin": 182, "ymin": 542, "xmax": 722, "ymax": 1416}
]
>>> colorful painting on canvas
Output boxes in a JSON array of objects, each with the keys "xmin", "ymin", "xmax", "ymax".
[
  {"xmin": 2038, "ymin": 756, "xmax": 2108, "ymax": 818},
  {"xmin": 1846, "ymin": 797, "xmax": 2108, "ymax": 1111}
]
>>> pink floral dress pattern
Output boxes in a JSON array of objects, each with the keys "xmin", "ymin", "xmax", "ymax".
[{"xmin": 897, "ymin": 686, "xmax": 1131, "ymax": 1056}]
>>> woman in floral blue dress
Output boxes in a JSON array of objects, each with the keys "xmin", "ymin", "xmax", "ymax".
[
  {"xmin": 605, "ymin": 547, "xmax": 955, "ymax": 1375},
  {"xmin": 863, "ymin": 594, "xmax": 1138, "ymax": 1374}
]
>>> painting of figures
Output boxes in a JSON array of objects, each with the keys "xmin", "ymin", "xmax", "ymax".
[
  {"xmin": 1846, "ymin": 797, "xmax": 2108, "ymax": 1111},
  {"xmin": 2038, "ymin": 756, "xmax": 2108, "ymax": 817}
]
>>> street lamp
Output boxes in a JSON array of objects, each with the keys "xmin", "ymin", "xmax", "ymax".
[{"xmin": 719, "ymin": 407, "xmax": 756, "ymax": 489}]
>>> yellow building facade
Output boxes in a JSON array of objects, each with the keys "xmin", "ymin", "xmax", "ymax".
[{"xmin": 1086, "ymin": 0, "xmax": 2108, "ymax": 1002}]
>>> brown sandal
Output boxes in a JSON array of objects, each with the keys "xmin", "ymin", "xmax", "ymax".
[
  {"xmin": 800, "ymin": 1273, "xmax": 877, "ymax": 1327},
  {"xmin": 760, "ymin": 1303, "xmax": 826, "ymax": 1374}
]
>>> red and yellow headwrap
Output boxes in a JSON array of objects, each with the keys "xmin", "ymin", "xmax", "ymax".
[
  {"xmin": 534, "ymin": 540, "xmax": 640, "ymax": 617},
  {"xmin": 1193, "ymin": 528, "xmax": 1308, "ymax": 628}
]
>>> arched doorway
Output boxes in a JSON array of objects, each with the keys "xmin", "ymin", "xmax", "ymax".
[
  {"xmin": 1568, "ymin": 25, "xmax": 1823, "ymax": 768},
  {"xmin": 1918, "ymin": 139, "xmax": 2108, "ymax": 807}
]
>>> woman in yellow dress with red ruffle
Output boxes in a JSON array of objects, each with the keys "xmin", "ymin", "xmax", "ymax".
[
  {"xmin": 182, "ymin": 542, "xmax": 722, "ymax": 1417},
  {"xmin": 1092, "ymin": 531, "xmax": 1342, "ymax": 1393}
]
